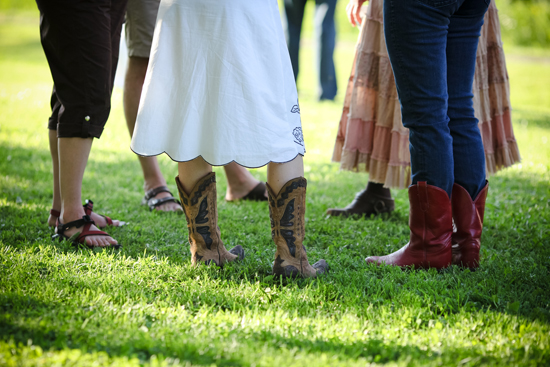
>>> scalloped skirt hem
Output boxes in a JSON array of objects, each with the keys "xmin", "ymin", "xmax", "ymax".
[{"xmin": 130, "ymin": 148, "xmax": 305, "ymax": 169}]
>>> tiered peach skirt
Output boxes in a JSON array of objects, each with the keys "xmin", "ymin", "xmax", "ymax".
[{"xmin": 332, "ymin": 0, "xmax": 520, "ymax": 189}]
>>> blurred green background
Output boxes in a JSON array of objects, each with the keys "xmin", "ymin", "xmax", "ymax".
[{"xmin": 2, "ymin": 0, "xmax": 550, "ymax": 48}]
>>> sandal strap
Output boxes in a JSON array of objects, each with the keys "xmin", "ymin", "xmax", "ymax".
[
  {"xmin": 83, "ymin": 199, "xmax": 114, "ymax": 227},
  {"xmin": 143, "ymin": 186, "xmax": 173, "ymax": 201},
  {"xmin": 50, "ymin": 209, "xmax": 61, "ymax": 218},
  {"xmin": 76, "ymin": 226, "xmax": 111, "ymax": 243},
  {"xmin": 147, "ymin": 196, "xmax": 180, "ymax": 211},
  {"xmin": 83, "ymin": 199, "xmax": 94, "ymax": 216},
  {"xmin": 53, "ymin": 215, "xmax": 120, "ymax": 249},
  {"xmin": 57, "ymin": 215, "xmax": 95, "ymax": 237}
]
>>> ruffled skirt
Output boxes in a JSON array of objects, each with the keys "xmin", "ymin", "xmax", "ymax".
[{"xmin": 332, "ymin": 0, "xmax": 520, "ymax": 189}]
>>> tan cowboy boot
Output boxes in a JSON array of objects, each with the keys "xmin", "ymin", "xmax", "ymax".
[
  {"xmin": 175, "ymin": 172, "xmax": 244, "ymax": 266},
  {"xmin": 267, "ymin": 177, "xmax": 328, "ymax": 278}
]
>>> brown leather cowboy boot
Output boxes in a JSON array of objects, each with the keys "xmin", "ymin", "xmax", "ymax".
[
  {"xmin": 326, "ymin": 184, "xmax": 395, "ymax": 218},
  {"xmin": 366, "ymin": 181, "xmax": 452, "ymax": 269},
  {"xmin": 267, "ymin": 177, "xmax": 328, "ymax": 278},
  {"xmin": 175, "ymin": 172, "xmax": 244, "ymax": 266},
  {"xmin": 451, "ymin": 181, "xmax": 489, "ymax": 269}
]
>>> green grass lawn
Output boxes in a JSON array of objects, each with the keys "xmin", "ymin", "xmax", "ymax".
[{"xmin": 1, "ymin": 9, "xmax": 550, "ymax": 367}]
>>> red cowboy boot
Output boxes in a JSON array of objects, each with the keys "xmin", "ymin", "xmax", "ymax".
[
  {"xmin": 366, "ymin": 181, "xmax": 452, "ymax": 269},
  {"xmin": 451, "ymin": 181, "xmax": 489, "ymax": 269}
]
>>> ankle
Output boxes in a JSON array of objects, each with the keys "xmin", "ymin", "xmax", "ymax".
[
  {"xmin": 60, "ymin": 206, "xmax": 86, "ymax": 224},
  {"xmin": 143, "ymin": 178, "xmax": 167, "ymax": 192}
]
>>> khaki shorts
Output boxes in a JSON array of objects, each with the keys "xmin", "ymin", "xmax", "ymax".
[{"xmin": 125, "ymin": 0, "xmax": 160, "ymax": 58}]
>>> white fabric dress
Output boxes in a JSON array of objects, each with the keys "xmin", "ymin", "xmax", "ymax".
[{"xmin": 131, "ymin": 0, "xmax": 305, "ymax": 168}]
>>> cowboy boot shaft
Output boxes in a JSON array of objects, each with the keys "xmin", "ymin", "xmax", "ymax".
[
  {"xmin": 268, "ymin": 177, "xmax": 323, "ymax": 278},
  {"xmin": 451, "ymin": 181, "xmax": 488, "ymax": 268},
  {"xmin": 268, "ymin": 177, "xmax": 307, "ymax": 263},
  {"xmin": 366, "ymin": 181, "xmax": 452, "ymax": 269},
  {"xmin": 409, "ymin": 183, "xmax": 453, "ymax": 254},
  {"xmin": 176, "ymin": 173, "xmax": 219, "ymax": 252},
  {"xmin": 176, "ymin": 172, "xmax": 238, "ymax": 265}
]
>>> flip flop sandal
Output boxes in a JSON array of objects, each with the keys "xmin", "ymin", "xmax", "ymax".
[
  {"xmin": 141, "ymin": 185, "xmax": 182, "ymax": 211},
  {"xmin": 50, "ymin": 201, "xmax": 124, "ymax": 229},
  {"xmin": 52, "ymin": 215, "xmax": 121, "ymax": 249},
  {"xmin": 227, "ymin": 182, "xmax": 268, "ymax": 202}
]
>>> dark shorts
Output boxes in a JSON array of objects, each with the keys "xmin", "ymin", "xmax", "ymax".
[{"xmin": 37, "ymin": 0, "xmax": 128, "ymax": 138}]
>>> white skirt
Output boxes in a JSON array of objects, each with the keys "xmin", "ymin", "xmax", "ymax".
[{"xmin": 131, "ymin": 0, "xmax": 305, "ymax": 168}]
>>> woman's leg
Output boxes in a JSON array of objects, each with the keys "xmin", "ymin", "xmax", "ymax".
[
  {"xmin": 223, "ymin": 162, "xmax": 265, "ymax": 201},
  {"xmin": 57, "ymin": 137, "xmax": 118, "ymax": 247},
  {"xmin": 175, "ymin": 157, "xmax": 244, "ymax": 266},
  {"xmin": 446, "ymin": 0, "xmax": 488, "ymax": 199},
  {"xmin": 366, "ymin": 0, "xmax": 457, "ymax": 268},
  {"xmin": 177, "ymin": 157, "xmax": 212, "ymax": 195},
  {"xmin": 267, "ymin": 154, "xmax": 304, "ymax": 193},
  {"xmin": 48, "ymin": 129, "xmax": 61, "ymax": 227},
  {"xmin": 266, "ymin": 156, "xmax": 328, "ymax": 278},
  {"xmin": 446, "ymin": 0, "xmax": 490, "ymax": 268},
  {"xmin": 124, "ymin": 56, "xmax": 182, "ymax": 212}
]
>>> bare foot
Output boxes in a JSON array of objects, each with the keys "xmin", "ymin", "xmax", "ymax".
[
  {"xmin": 90, "ymin": 212, "xmax": 125, "ymax": 227},
  {"xmin": 48, "ymin": 210, "xmax": 124, "ymax": 228},
  {"xmin": 56, "ymin": 216, "xmax": 118, "ymax": 247},
  {"xmin": 148, "ymin": 191, "xmax": 183, "ymax": 212}
]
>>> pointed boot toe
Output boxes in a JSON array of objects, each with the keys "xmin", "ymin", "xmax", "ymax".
[{"xmin": 364, "ymin": 182, "xmax": 453, "ymax": 270}]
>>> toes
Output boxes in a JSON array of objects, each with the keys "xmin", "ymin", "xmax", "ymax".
[
  {"xmin": 106, "ymin": 236, "xmax": 118, "ymax": 246},
  {"xmin": 155, "ymin": 202, "xmax": 182, "ymax": 212},
  {"xmin": 85, "ymin": 237, "xmax": 99, "ymax": 247},
  {"xmin": 87, "ymin": 236, "xmax": 117, "ymax": 248}
]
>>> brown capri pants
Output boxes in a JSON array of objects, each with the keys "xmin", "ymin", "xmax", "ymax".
[{"xmin": 37, "ymin": 0, "xmax": 128, "ymax": 139}]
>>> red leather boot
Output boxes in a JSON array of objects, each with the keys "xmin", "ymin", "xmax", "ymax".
[
  {"xmin": 451, "ymin": 181, "xmax": 489, "ymax": 269},
  {"xmin": 365, "ymin": 181, "xmax": 452, "ymax": 269}
]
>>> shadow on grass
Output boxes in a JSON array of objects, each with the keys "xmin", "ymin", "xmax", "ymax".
[
  {"xmin": 1, "ymin": 142, "xmax": 549, "ymax": 329},
  {"xmin": 2, "ymin": 304, "xmax": 542, "ymax": 366}
]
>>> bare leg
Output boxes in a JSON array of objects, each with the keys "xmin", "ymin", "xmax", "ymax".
[
  {"xmin": 49, "ymin": 130, "xmax": 122, "ymax": 228},
  {"xmin": 267, "ymin": 155, "xmax": 304, "ymax": 193},
  {"xmin": 177, "ymin": 157, "xmax": 212, "ymax": 195},
  {"xmin": 57, "ymin": 137, "xmax": 118, "ymax": 247},
  {"xmin": 124, "ymin": 56, "xmax": 181, "ymax": 211},
  {"xmin": 48, "ymin": 129, "xmax": 61, "ymax": 227},
  {"xmin": 266, "ymin": 155, "xmax": 328, "ymax": 277},
  {"xmin": 223, "ymin": 162, "xmax": 265, "ymax": 201}
]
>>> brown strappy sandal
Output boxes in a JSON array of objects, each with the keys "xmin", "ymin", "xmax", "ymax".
[
  {"xmin": 141, "ymin": 186, "xmax": 182, "ymax": 212},
  {"xmin": 52, "ymin": 215, "xmax": 121, "ymax": 249},
  {"xmin": 49, "ymin": 200, "xmax": 123, "ymax": 228}
]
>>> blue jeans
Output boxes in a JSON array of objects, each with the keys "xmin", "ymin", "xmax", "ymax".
[
  {"xmin": 284, "ymin": 0, "xmax": 338, "ymax": 100},
  {"xmin": 384, "ymin": 0, "xmax": 490, "ymax": 198}
]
